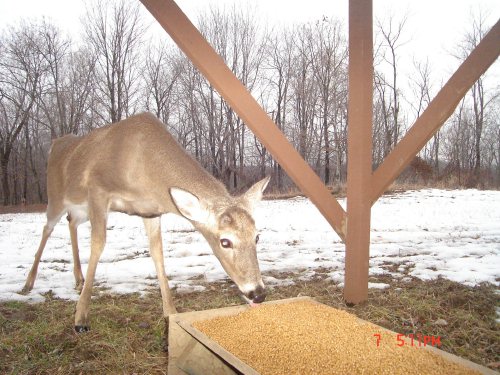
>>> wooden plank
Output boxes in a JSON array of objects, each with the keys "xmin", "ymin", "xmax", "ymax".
[
  {"xmin": 175, "ymin": 333, "xmax": 241, "ymax": 375},
  {"xmin": 177, "ymin": 320, "xmax": 259, "ymax": 375},
  {"xmin": 168, "ymin": 304, "xmax": 250, "ymax": 374},
  {"xmin": 139, "ymin": 0, "xmax": 347, "ymax": 241},
  {"xmin": 344, "ymin": 0, "xmax": 373, "ymax": 304},
  {"xmin": 425, "ymin": 345, "xmax": 498, "ymax": 375},
  {"xmin": 168, "ymin": 315, "xmax": 192, "ymax": 375}
]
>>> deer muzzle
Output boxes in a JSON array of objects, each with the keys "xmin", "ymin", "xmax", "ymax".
[{"xmin": 241, "ymin": 284, "xmax": 267, "ymax": 305}]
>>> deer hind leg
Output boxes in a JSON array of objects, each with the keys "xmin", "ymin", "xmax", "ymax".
[
  {"xmin": 143, "ymin": 217, "xmax": 177, "ymax": 318},
  {"xmin": 74, "ymin": 198, "xmax": 107, "ymax": 333},
  {"xmin": 21, "ymin": 203, "xmax": 65, "ymax": 294},
  {"xmin": 67, "ymin": 213, "xmax": 85, "ymax": 292}
]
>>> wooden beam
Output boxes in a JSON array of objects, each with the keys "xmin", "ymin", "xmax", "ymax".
[
  {"xmin": 371, "ymin": 19, "xmax": 500, "ymax": 203},
  {"xmin": 140, "ymin": 0, "xmax": 347, "ymax": 240},
  {"xmin": 344, "ymin": 0, "xmax": 373, "ymax": 304}
]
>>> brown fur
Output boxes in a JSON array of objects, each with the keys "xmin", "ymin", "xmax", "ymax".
[{"xmin": 21, "ymin": 113, "xmax": 269, "ymax": 331}]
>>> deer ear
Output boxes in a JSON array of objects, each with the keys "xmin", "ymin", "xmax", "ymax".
[
  {"xmin": 170, "ymin": 188, "xmax": 209, "ymax": 223},
  {"xmin": 243, "ymin": 176, "xmax": 270, "ymax": 207}
]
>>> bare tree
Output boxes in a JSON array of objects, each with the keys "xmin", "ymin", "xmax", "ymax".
[
  {"xmin": 82, "ymin": 0, "xmax": 144, "ymax": 123},
  {"xmin": 143, "ymin": 43, "xmax": 181, "ymax": 125},
  {"xmin": 488, "ymin": 111, "xmax": 500, "ymax": 184},
  {"xmin": 442, "ymin": 11, "xmax": 500, "ymax": 185},
  {"xmin": 34, "ymin": 21, "xmax": 70, "ymax": 137},
  {"xmin": 264, "ymin": 27, "xmax": 294, "ymax": 189},
  {"xmin": 374, "ymin": 14, "xmax": 408, "ymax": 158},
  {"xmin": 292, "ymin": 24, "xmax": 318, "ymax": 163},
  {"xmin": 32, "ymin": 21, "xmax": 96, "ymax": 138},
  {"xmin": 454, "ymin": 13, "xmax": 498, "ymax": 179},
  {"xmin": 309, "ymin": 17, "xmax": 347, "ymax": 184},
  {"xmin": 410, "ymin": 58, "xmax": 440, "ymax": 176},
  {"xmin": 176, "ymin": 57, "xmax": 205, "ymax": 160},
  {"xmin": 481, "ymin": 104, "xmax": 500, "ymax": 184},
  {"xmin": 442, "ymin": 100, "xmax": 472, "ymax": 185},
  {"xmin": 0, "ymin": 22, "xmax": 47, "ymax": 204},
  {"xmin": 182, "ymin": 4, "xmax": 267, "ymax": 188}
]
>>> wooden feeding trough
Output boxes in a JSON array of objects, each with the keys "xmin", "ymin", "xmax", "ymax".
[{"xmin": 168, "ymin": 297, "xmax": 495, "ymax": 375}]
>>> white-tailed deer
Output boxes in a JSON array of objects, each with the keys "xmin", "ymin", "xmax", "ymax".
[{"xmin": 22, "ymin": 112, "xmax": 270, "ymax": 333}]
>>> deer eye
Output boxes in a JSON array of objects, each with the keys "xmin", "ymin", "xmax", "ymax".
[
  {"xmin": 220, "ymin": 238, "xmax": 233, "ymax": 248},
  {"xmin": 255, "ymin": 234, "xmax": 260, "ymax": 244}
]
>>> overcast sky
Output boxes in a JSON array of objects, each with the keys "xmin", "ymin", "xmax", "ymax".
[{"xmin": 0, "ymin": 0, "xmax": 499, "ymax": 98}]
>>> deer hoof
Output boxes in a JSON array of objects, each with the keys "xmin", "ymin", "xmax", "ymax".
[
  {"xmin": 75, "ymin": 281, "xmax": 84, "ymax": 293},
  {"xmin": 20, "ymin": 283, "xmax": 33, "ymax": 295},
  {"xmin": 74, "ymin": 325, "xmax": 90, "ymax": 333}
]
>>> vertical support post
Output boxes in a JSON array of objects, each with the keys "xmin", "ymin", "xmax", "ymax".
[{"xmin": 344, "ymin": 0, "xmax": 373, "ymax": 304}]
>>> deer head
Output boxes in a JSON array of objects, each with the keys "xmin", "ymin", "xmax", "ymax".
[{"xmin": 170, "ymin": 176, "xmax": 270, "ymax": 304}]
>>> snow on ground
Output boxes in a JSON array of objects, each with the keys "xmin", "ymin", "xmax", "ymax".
[{"xmin": 0, "ymin": 189, "xmax": 499, "ymax": 303}]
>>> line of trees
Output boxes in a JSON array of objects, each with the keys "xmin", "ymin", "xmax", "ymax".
[{"xmin": 0, "ymin": 0, "xmax": 498, "ymax": 205}]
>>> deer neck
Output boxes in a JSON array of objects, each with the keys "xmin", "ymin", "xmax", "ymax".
[{"xmin": 150, "ymin": 151, "xmax": 231, "ymax": 216}]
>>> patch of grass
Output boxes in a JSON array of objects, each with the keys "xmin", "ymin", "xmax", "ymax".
[
  {"xmin": 0, "ymin": 293, "xmax": 167, "ymax": 374},
  {"xmin": 264, "ymin": 183, "xmax": 346, "ymax": 200},
  {"xmin": 351, "ymin": 276, "xmax": 499, "ymax": 368},
  {"xmin": 1, "ymin": 273, "xmax": 498, "ymax": 374},
  {"xmin": 0, "ymin": 204, "xmax": 46, "ymax": 214}
]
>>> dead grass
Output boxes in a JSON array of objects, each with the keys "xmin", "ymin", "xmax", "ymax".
[
  {"xmin": 0, "ymin": 294, "xmax": 168, "ymax": 374},
  {"xmin": 0, "ymin": 204, "xmax": 47, "ymax": 214},
  {"xmin": 263, "ymin": 180, "xmax": 481, "ymax": 201},
  {"xmin": 1, "ymin": 182, "xmax": 494, "ymax": 211},
  {"xmin": 1, "ymin": 273, "xmax": 498, "ymax": 374},
  {"xmin": 264, "ymin": 183, "xmax": 347, "ymax": 200}
]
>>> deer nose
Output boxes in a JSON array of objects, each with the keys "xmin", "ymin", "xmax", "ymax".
[{"xmin": 246, "ymin": 285, "xmax": 266, "ymax": 304}]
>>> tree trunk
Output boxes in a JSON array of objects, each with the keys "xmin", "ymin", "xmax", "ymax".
[
  {"xmin": 472, "ymin": 81, "xmax": 484, "ymax": 177},
  {"xmin": 1, "ymin": 158, "xmax": 10, "ymax": 206},
  {"xmin": 323, "ymin": 105, "xmax": 331, "ymax": 185},
  {"xmin": 23, "ymin": 125, "xmax": 29, "ymax": 204}
]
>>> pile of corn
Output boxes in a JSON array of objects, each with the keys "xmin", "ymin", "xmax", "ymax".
[{"xmin": 193, "ymin": 300, "xmax": 480, "ymax": 375}]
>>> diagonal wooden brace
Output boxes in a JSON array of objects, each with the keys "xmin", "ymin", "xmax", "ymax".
[
  {"xmin": 140, "ymin": 0, "xmax": 347, "ymax": 240},
  {"xmin": 371, "ymin": 19, "xmax": 500, "ymax": 203}
]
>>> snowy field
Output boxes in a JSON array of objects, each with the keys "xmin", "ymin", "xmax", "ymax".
[{"xmin": 0, "ymin": 189, "xmax": 499, "ymax": 303}]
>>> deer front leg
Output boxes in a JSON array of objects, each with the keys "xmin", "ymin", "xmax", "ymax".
[
  {"xmin": 74, "ymin": 204, "xmax": 107, "ymax": 333},
  {"xmin": 143, "ymin": 217, "xmax": 177, "ymax": 317}
]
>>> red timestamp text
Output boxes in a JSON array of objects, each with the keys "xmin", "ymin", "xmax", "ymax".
[{"xmin": 373, "ymin": 333, "xmax": 442, "ymax": 348}]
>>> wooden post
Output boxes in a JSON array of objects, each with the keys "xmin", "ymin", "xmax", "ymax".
[
  {"xmin": 344, "ymin": 0, "xmax": 373, "ymax": 304},
  {"xmin": 141, "ymin": 0, "xmax": 499, "ymax": 305}
]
